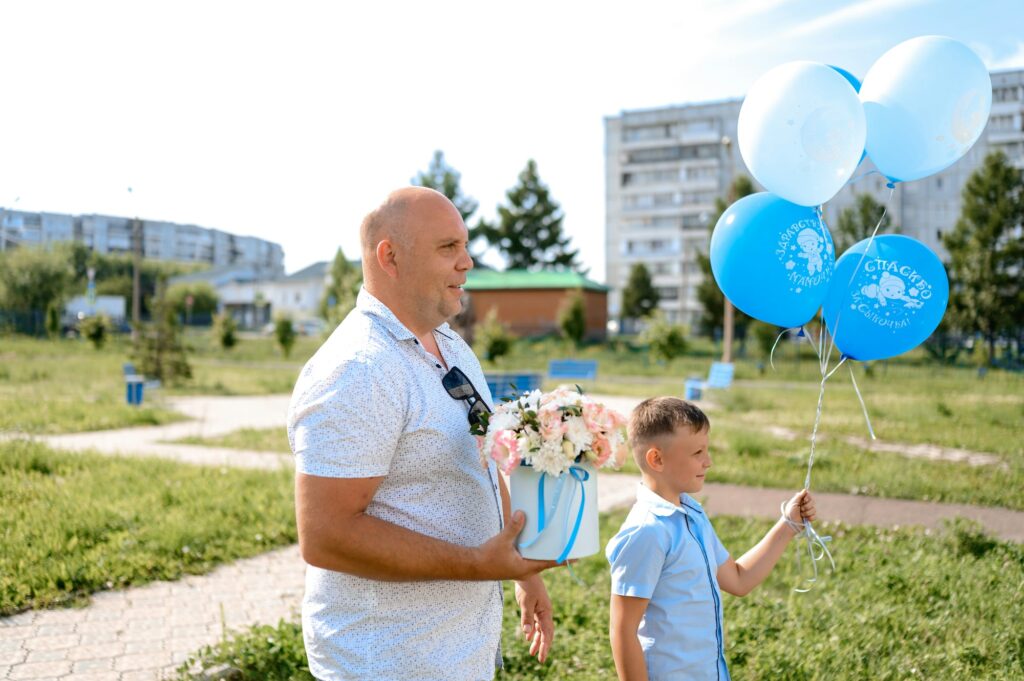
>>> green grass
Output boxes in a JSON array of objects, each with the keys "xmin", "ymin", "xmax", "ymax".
[
  {"xmin": 177, "ymin": 510, "xmax": 1024, "ymax": 680},
  {"xmin": 0, "ymin": 439, "xmax": 296, "ymax": 615},
  {"xmin": 172, "ymin": 427, "xmax": 291, "ymax": 453},
  {"xmin": 0, "ymin": 336, "xmax": 184, "ymax": 434}
]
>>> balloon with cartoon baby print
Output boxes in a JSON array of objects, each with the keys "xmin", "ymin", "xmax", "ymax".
[
  {"xmin": 710, "ymin": 192, "xmax": 836, "ymax": 328},
  {"xmin": 822, "ymin": 235, "xmax": 948, "ymax": 361}
]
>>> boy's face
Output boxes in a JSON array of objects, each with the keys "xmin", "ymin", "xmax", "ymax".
[{"xmin": 657, "ymin": 425, "xmax": 711, "ymax": 494}]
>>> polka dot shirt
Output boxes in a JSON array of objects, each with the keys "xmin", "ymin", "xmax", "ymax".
[{"xmin": 288, "ymin": 288, "xmax": 504, "ymax": 680}]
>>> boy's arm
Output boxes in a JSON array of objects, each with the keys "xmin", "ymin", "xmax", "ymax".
[
  {"xmin": 716, "ymin": 490, "xmax": 816, "ymax": 597},
  {"xmin": 609, "ymin": 594, "xmax": 650, "ymax": 681}
]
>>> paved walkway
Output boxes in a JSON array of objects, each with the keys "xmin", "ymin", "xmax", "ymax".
[{"xmin": 4, "ymin": 393, "xmax": 1023, "ymax": 680}]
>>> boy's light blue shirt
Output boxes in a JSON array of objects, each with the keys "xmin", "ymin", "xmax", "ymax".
[{"xmin": 606, "ymin": 483, "xmax": 731, "ymax": 681}]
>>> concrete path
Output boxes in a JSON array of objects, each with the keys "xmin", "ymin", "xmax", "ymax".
[{"xmin": 4, "ymin": 393, "xmax": 1023, "ymax": 680}]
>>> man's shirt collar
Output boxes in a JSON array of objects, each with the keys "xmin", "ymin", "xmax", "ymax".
[{"xmin": 357, "ymin": 287, "xmax": 456, "ymax": 342}]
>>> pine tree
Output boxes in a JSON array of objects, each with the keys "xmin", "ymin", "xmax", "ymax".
[
  {"xmin": 620, "ymin": 263, "xmax": 660, "ymax": 330},
  {"xmin": 943, "ymin": 151, "xmax": 1024, "ymax": 365},
  {"xmin": 695, "ymin": 175, "xmax": 755, "ymax": 338},
  {"xmin": 320, "ymin": 247, "xmax": 362, "ymax": 324},
  {"xmin": 834, "ymin": 193, "xmax": 894, "ymax": 255},
  {"xmin": 475, "ymin": 160, "xmax": 581, "ymax": 271},
  {"xmin": 411, "ymin": 150, "xmax": 479, "ymax": 224}
]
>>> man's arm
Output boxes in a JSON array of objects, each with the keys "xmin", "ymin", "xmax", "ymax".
[
  {"xmin": 496, "ymin": 473, "xmax": 555, "ymax": 662},
  {"xmin": 609, "ymin": 594, "xmax": 650, "ymax": 681},
  {"xmin": 296, "ymin": 472, "xmax": 558, "ymax": 581},
  {"xmin": 716, "ymin": 490, "xmax": 816, "ymax": 596}
]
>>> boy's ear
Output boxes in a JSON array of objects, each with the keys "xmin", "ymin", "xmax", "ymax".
[{"xmin": 644, "ymin": 446, "xmax": 663, "ymax": 472}]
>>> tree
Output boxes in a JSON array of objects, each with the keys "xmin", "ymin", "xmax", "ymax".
[
  {"xmin": 411, "ymin": 150, "xmax": 479, "ymax": 224},
  {"xmin": 475, "ymin": 160, "xmax": 581, "ymax": 271},
  {"xmin": 558, "ymin": 290, "xmax": 587, "ymax": 347},
  {"xmin": 640, "ymin": 311, "xmax": 688, "ymax": 364},
  {"xmin": 165, "ymin": 282, "xmax": 219, "ymax": 319},
  {"xmin": 834, "ymin": 193, "xmax": 894, "ymax": 255},
  {"xmin": 0, "ymin": 245, "xmax": 75, "ymax": 318},
  {"xmin": 621, "ymin": 263, "xmax": 660, "ymax": 330},
  {"xmin": 472, "ymin": 308, "xmax": 515, "ymax": 363},
  {"xmin": 695, "ymin": 175, "xmax": 755, "ymax": 338},
  {"xmin": 320, "ymin": 247, "xmax": 362, "ymax": 324},
  {"xmin": 132, "ymin": 287, "xmax": 191, "ymax": 383},
  {"xmin": 943, "ymin": 151, "xmax": 1024, "ymax": 364},
  {"xmin": 275, "ymin": 316, "xmax": 297, "ymax": 358}
]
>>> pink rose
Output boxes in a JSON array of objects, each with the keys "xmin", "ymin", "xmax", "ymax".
[
  {"xmin": 490, "ymin": 429, "xmax": 522, "ymax": 474},
  {"xmin": 589, "ymin": 435, "xmax": 612, "ymax": 466}
]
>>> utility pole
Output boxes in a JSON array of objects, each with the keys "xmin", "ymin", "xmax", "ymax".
[
  {"xmin": 721, "ymin": 136, "xmax": 735, "ymax": 364},
  {"xmin": 132, "ymin": 216, "xmax": 142, "ymax": 341}
]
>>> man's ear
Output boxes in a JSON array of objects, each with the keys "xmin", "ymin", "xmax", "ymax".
[
  {"xmin": 644, "ymin": 446, "xmax": 663, "ymax": 472},
  {"xmin": 376, "ymin": 239, "xmax": 399, "ymax": 279}
]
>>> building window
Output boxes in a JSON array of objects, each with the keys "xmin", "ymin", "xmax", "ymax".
[{"xmin": 656, "ymin": 287, "xmax": 679, "ymax": 300}]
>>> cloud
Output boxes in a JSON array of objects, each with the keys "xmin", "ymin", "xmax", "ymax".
[
  {"xmin": 988, "ymin": 42, "xmax": 1024, "ymax": 70},
  {"xmin": 783, "ymin": 0, "xmax": 932, "ymax": 39}
]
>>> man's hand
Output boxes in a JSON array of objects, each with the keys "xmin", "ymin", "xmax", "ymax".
[
  {"xmin": 514, "ymin": 574, "xmax": 554, "ymax": 663},
  {"xmin": 474, "ymin": 511, "xmax": 560, "ymax": 580},
  {"xmin": 784, "ymin": 489, "xmax": 817, "ymax": 529}
]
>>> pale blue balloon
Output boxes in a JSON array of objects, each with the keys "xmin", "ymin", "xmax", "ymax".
[
  {"xmin": 822, "ymin": 235, "xmax": 949, "ymax": 361},
  {"xmin": 710, "ymin": 193, "xmax": 835, "ymax": 328},
  {"xmin": 860, "ymin": 36, "xmax": 992, "ymax": 182},
  {"xmin": 738, "ymin": 61, "xmax": 866, "ymax": 206},
  {"xmin": 829, "ymin": 65, "xmax": 867, "ymax": 165}
]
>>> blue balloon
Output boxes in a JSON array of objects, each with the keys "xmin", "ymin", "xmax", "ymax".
[
  {"xmin": 829, "ymin": 65, "xmax": 866, "ymax": 166},
  {"xmin": 822, "ymin": 235, "xmax": 949, "ymax": 361},
  {"xmin": 860, "ymin": 36, "xmax": 992, "ymax": 182},
  {"xmin": 710, "ymin": 193, "xmax": 836, "ymax": 328}
]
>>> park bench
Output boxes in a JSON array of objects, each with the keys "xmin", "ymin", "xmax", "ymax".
[
  {"xmin": 684, "ymin": 361, "xmax": 735, "ymax": 401},
  {"xmin": 548, "ymin": 359, "xmax": 598, "ymax": 381},
  {"xmin": 123, "ymin": 363, "xmax": 161, "ymax": 405},
  {"xmin": 484, "ymin": 371, "xmax": 543, "ymax": 403}
]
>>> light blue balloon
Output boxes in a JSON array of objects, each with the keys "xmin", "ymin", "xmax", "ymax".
[
  {"xmin": 822, "ymin": 235, "xmax": 949, "ymax": 361},
  {"xmin": 829, "ymin": 65, "xmax": 866, "ymax": 166},
  {"xmin": 860, "ymin": 36, "xmax": 992, "ymax": 182},
  {"xmin": 710, "ymin": 193, "xmax": 836, "ymax": 328},
  {"xmin": 738, "ymin": 61, "xmax": 866, "ymax": 206}
]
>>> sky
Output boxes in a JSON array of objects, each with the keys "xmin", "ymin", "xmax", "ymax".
[{"xmin": 1, "ymin": 0, "xmax": 1022, "ymax": 280}]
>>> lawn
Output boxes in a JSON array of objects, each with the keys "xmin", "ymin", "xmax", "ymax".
[
  {"xmin": 177, "ymin": 510, "xmax": 1024, "ymax": 680},
  {"xmin": 0, "ymin": 439, "xmax": 296, "ymax": 615}
]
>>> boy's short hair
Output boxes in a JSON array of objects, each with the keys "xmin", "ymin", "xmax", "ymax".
[{"xmin": 629, "ymin": 397, "xmax": 710, "ymax": 469}]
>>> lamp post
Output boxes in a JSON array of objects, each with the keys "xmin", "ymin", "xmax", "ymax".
[
  {"xmin": 720, "ymin": 136, "xmax": 736, "ymax": 364},
  {"xmin": 128, "ymin": 187, "xmax": 142, "ymax": 342}
]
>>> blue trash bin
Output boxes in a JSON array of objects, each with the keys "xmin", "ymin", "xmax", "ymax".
[
  {"xmin": 126, "ymin": 375, "xmax": 144, "ymax": 405},
  {"xmin": 684, "ymin": 378, "xmax": 703, "ymax": 401}
]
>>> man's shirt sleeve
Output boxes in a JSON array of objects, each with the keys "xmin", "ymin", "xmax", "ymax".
[
  {"xmin": 289, "ymin": 359, "xmax": 405, "ymax": 478},
  {"xmin": 606, "ymin": 517, "xmax": 668, "ymax": 600}
]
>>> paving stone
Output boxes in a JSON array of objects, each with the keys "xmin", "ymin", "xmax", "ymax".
[
  {"xmin": 67, "ymin": 642, "xmax": 124, "ymax": 661},
  {"xmin": 70, "ymin": 656, "xmax": 114, "ymax": 673},
  {"xmin": 0, "ymin": 647, "xmax": 27, "ymax": 664},
  {"xmin": 24, "ymin": 648, "xmax": 70, "ymax": 663},
  {"xmin": 21, "ymin": 634, "xmax": 80, "ymax": 652},
  {"xmin": 7, "ymin": 660, "xmax": 73, "ymax": 679}
]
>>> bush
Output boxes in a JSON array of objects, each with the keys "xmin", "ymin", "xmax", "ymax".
[
  {"xmin": 45, "ymin": 303, "xmax": 61, "ymax": 339},
  {"xmin": 165, "ymin": 282, "xmax": 219, "ymax": 319},
  {"xmin": 79, "ymin": 314, "xmax": 111, "ymax": 350},
  {"xmin": 213, "ymin": 313, "xmax": 238, "ymax": 350},
  {"xmin": 473, "ymin": 308, "xmax": 515, "ymax": 363},
  {"xmin": 558, "ymin": 289, "xmax": 586, "ymax": 348},
  {"xmin": 275, "ymin": 317, "xmax": 296, "ymax": 358},
  {"xmin": 640, "ymin": 312, "xmax": 688, "ymax": 364}
]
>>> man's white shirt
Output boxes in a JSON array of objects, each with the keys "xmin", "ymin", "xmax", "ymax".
[{"xmin": 288, "ymin": 288, "xmax": 504, "ymax": 681}]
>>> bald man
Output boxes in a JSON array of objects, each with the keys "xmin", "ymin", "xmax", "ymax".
[{"xmin": 288, "ymin": 187, "xmax": 557, "ymax": 680}]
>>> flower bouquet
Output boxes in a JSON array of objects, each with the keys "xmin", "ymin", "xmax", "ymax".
[{"xmin": 471, "ymin": 387, "xmax": 630, "ymax": 561}]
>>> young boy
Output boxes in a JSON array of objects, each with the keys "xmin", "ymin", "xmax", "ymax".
[{"xmin": 606, "ymin": 397, "xmax": 816, "ymax": 681}]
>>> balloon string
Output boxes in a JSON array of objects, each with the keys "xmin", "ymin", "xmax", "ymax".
[
  {"xmin": 768, "ymin": 327, "xmax": 791, "ymax": 372},
  {"xmin": 848, "ymin": 363, "xmax": 877, "ymax": 440},
  {"xmin": 843, "ymin": 168, "xmax": 882, "ymax": 188}
]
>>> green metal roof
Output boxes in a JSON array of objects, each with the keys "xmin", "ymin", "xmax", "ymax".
[{"xmin": 465, "ymin": 269, "xmax": 609, "ymax": 292}]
